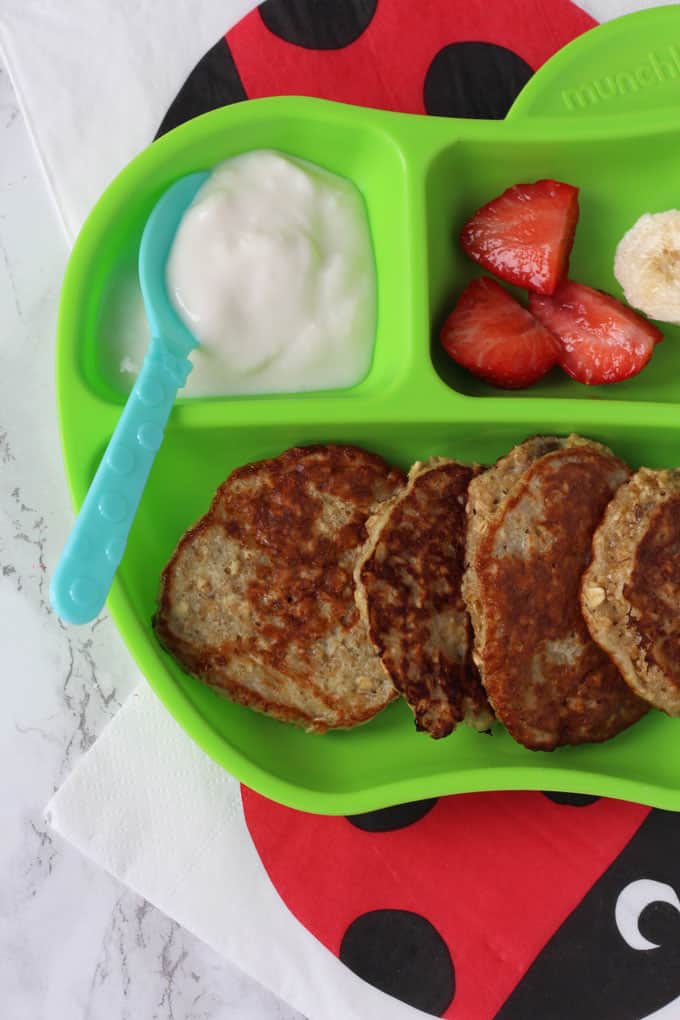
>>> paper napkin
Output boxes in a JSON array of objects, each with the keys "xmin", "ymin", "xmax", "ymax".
[{"xmin": 46, "ymin": 683, "xmax": 428, "ymax": 1020}]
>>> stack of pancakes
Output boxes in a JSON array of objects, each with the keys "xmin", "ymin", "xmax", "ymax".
[{"xmin": 155, "ymin": 436, "xmax": 680, "ymax": 750}]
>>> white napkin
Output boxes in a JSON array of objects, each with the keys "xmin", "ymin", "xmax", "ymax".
[
  {"xmin": 0, "ymin": 0, "xmax": 259, "ymax": 239},
  {"xmin": 45, "ymin": 682, "xmax": 428, "ymax": 1020}
]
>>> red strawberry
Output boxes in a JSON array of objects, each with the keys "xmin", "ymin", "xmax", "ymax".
[
  {"xmin": 529, "ymin": 281, "xmax": 663, "ymax": 385},
  {"xmin": 460, "ymin": 180, "xmax": 579, "ymax": 295},
  {"xmin": 440, "ymin": 277, "xmax": 559, "ymax": 389}
]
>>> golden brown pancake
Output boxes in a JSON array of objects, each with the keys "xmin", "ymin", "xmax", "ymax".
[
  {"xmin": 582, "ymin": 467, "xmax": 680, "ymax": 716},
  {"xmin": 154, "ymin": 445, "xmax": 405, "ymax": 731},
  {"xmin": 463, "ymin": 435, "xmax": 648, "ymax": 750},
  {"xmin": 355, "ymin": 458, "xmax": 493, "ymax": 739}
]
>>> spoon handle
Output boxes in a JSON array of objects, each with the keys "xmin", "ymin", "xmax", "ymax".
[{"xmin": 50, "ymin": 337, "xmax": 193, "ymax": 624}]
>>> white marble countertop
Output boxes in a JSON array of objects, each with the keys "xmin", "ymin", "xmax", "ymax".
[{"xmin": 0, "ymin": 59, "xmax": 304, "ymax": 1020}]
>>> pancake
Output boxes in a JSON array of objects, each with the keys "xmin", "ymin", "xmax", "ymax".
[
  {"xmin": 154, "ymin": 444, "xmax": 405, "ymax": 732},
  {"xmin": 355, "ymin": 458, "xmax": 493, "ymax": 739},
  {"xmin": 463, "ymin": 435, "xmax": 648, "ymax": 750},
  {"xmin": 582, "ymin": 467, "xmax": 680, "ymax": 716}
]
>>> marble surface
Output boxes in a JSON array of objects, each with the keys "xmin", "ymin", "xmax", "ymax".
[{"xmin": 0, "ymin": 60, "xmax": 304, "ymax": 1020}]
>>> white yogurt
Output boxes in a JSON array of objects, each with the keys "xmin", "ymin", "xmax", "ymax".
[{"xmin": 165, "ymin": 150, "xmax": 376, "ymax": 395}]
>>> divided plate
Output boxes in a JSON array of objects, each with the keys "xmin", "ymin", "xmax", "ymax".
[{"xmin": 56, "ymin": 7, "xmax": 680, "ymax": 813}]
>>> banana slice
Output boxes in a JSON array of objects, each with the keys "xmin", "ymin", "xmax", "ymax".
[{"xmin": 614, "ymin": 210, "xmax": 680, "ymax": 325}]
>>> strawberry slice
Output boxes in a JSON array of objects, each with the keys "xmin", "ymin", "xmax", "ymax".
[
  {"xmin": 440, "ymin": 277, "xmax": 559, "ymax": 389},
  {"xmin": 529, "ymin": 280, "xmax": 663, "ymax": 385},
  {"xmin": 460, "ymin": 180, "xmax": 579, "ymax": 295}
]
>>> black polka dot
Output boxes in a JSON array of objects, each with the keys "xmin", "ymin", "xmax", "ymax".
[
  {"xmin": 155, "ymin": 38, "xmax": 247, "ymax": 139},
  {"xmin": 340, "ymin": 909, "xmax": 454, "ymax": 1015},
  {"xmin": 424, "ymin": 42, "xmax": 533, "ymax": 120},
  {"xmin": 542, "ymin": 792, "xmax": 601, "ymax": 807},
  {"xmin": 259, "ymin": 0, "xmax": 377, "ymax": 50},
  {"xmin": 347, "ymin": 798, "xmax": 438, "ymax": 832}
]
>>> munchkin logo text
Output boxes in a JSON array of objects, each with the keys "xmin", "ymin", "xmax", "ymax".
[{"xmin": 561, "ymin": 46, "xmax": 680, "ymax": 110}]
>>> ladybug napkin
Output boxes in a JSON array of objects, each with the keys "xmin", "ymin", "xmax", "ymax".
[
  {"xmin": 3, "ymin": 0, "xmax": 680, "ymax": 1016},
  {"xmin": 46, "ymin": 684, "xmax": 680, "ymax": 1020}
]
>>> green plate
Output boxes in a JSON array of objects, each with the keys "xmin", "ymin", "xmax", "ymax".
[{"xmin": 56, "ymin": 7, "xmax": 680, "ymax": 813}]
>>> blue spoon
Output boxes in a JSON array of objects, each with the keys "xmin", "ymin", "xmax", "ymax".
[{"xmin": 50, "ymin": 170, "xmax": 210, "ymax": 625}]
